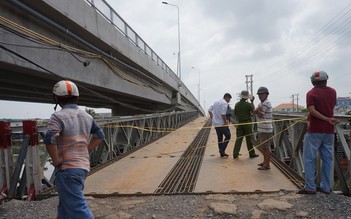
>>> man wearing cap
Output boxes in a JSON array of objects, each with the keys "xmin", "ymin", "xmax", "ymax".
[
  {"xmin": 208, "ymin": 93, "xmax": 232, "ymax": 157},
  {"xmin": 297, "ymin": 71, "xmax": 338, "ymax": 195},
  {"xmin": 233, "ymin": 90, "xmax": 259, "ymax": 159}
]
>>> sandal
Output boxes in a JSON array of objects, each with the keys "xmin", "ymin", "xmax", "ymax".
[
  {"xmin": 257, "ymin": 163, "xmax": 264, "ymax": 166},
  {"xmin": 258, "ymin": 165, "xmax": 270, "ymax": 170}
]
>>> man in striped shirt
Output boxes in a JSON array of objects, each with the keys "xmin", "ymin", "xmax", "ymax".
[
  {"xmin": 44, "ymin": 80, "xmax": 105, "ymax": 219},
  {"xmin": 253, "ymin": 87, "xmax": 273, "ymax": 170}
]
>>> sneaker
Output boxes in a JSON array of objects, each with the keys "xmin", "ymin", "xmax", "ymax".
[
  {"xmin": 250, "ymin": 154, "xmax": 259, "ymax": 158},
  {"xmin": 316, "ymin": 187, "xmax": 331, "ymax": 194},
  {"xmin": 220, "ymin": 153, "xmax": 229, "ymax": 158},
  {"xmin": 296, "ymin": 188, "xmax": 316, "ymax": 195}
]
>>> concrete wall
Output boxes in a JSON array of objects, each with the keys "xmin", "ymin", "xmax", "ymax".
[{"xmin": 45, "ymin": 0, "xmax": 171, "ymax": 84}]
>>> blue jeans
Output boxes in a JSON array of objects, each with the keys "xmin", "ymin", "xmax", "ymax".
[
  {"xmin": 55, "ymin": 167, "xmax": 93, "ymax": 219},
  {"xmin": 303, "ymin": 133, "xmax": 334, "ymax": 191},
  {"xmin": 215, "ymin": 126, "xmax": 231, "ymax": 154}
]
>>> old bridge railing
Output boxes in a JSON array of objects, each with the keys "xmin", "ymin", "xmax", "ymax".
[
  {"xmin": 271, "ymin": 113, "xmax": 350, "ymax": 194},
  {"xmin": 0, "ymin": 110, "xmax": 198, "ymax": 202}
]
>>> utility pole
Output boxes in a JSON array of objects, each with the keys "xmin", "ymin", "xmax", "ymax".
[
  {"xmin": 245, "ymin": 75, "xmax": 253, "ymax": 95},
  {"xmin": 291, "ymin": 94, "xmax": 299, "ymax": 112},
  {"xmin": 162, "ymin": 2, "xmax": 181, "ymax": 81},
  {"xmin": 203, "ymin": 91, "xmax": 206, "ymax": 115},
  {"xmin": 295, "ymin": 93, "xmax": 299, "ymax": 112},
  {"xmin": 291, "ymin": 95, "xmax": 295, "ymax": 112},
  {"xmin": 192, "ymin": 67, "xmax": 200, "ymax": 104}
]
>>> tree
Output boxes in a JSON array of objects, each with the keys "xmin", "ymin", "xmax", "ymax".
[{"xmin": 85, "ymin": 108, "xmax": 99, "ymax": 118}]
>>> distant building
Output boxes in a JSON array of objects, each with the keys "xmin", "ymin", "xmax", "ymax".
[
  {"xmin": 97, "ymin": 112, "xmax": 112, "ymax": 118},
  {"xmin": 334, "ymin": 105, "xmax": 351, "ymax": 115},
  {"xmin": 273, "ymin": 103, "xmax": 304, "ymax": 113},
  {"xmin": 336, "ymin": 97, "xmax": 351, "ymax": 107}
]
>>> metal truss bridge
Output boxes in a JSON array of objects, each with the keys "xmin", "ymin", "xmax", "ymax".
[{"xmin": 1, "ymin": 113, "xmax": 350, "ymax": 202}]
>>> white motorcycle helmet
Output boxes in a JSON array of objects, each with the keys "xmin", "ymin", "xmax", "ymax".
[
  {"xmin": 53, "ymin": 80, "xmax": 79, "ymax": 110},
  {"xmin": 310, "ymin": 71, "xmax": 328, "ymax": 86},
  {"xmin": 310, "ymin": 71, "xmax": 328, "ymax": 81},
  {"xmin": 53, "ymin": 80, "xmax": 79, "ymax": 97}
]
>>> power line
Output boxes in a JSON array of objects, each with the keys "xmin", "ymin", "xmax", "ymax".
[{"xmin": 255, "ymin": 2, "xmax": 351, "ymax": 83}]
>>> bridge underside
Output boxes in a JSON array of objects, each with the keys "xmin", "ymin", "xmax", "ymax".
[{"xmin": 0, "ymin": 62, "xmax": 176, "ymax": 114}]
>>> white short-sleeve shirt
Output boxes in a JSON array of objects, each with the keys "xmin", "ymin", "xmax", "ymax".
[{"xmin": 208, "ymin": 99, "xmax": 228, "ymax": 126}]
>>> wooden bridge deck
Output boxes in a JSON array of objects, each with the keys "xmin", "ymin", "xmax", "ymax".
[{"xmin": 84, "ymin": 117, "xmax": 297, "ymax": 195}]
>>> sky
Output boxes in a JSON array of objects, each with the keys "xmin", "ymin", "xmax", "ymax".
[{"xmin": 2, "ymin": 0, "xmax": 351, "ymax": 119}]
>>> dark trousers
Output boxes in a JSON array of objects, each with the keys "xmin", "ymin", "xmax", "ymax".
[
  {"xmin": 233, "ymin": 123, "xmax": 255, "ymax": 157},
  {"xmin": 215, "ymin": 126, "xmax": 231, "ymax": 154}
]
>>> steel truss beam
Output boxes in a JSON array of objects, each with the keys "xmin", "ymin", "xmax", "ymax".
[{"xmin": 272, "ymin": 114, "xmax": 351, "ymax": 194}]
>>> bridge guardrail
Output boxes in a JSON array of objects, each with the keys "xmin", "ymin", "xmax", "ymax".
[
  {"xmin": 84, "ymin": 0, "xmax": 199, "ymax": 106},
  {"xmin": 271, "ymin": 113, "xmax": 351, "ymax": 194}
]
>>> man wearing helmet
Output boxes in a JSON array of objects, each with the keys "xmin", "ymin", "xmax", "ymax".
[
  {"xmin": 253, "ymin": 86, "xmax": 273, "ymax": 170},
  {"xmin": 44, "ymin": 80, "xmax": 105, "ymax": 219},
  {"xmin": 297, "ymin": 71, "xmax": 338, "ymax": 195}
]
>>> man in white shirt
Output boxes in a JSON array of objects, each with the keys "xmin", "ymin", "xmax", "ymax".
[{"xmin": 208, "ymin": 93, "xmax": 232, "ymax": 157}]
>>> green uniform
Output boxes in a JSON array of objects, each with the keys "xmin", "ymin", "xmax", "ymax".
[{"xmin": 233, "ymin": 99, "xmax": 257, "ymax": 158}]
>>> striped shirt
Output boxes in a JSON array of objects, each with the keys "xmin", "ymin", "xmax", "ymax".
[
  {"xmin": 44, "ymin": 104, "xmax": 105, "ymax": 171},
  {"xmin": 256, "ymin": 98, "xmax": 273, "ymax": 133}
]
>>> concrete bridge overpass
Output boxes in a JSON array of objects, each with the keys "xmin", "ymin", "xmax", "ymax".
[{"xmin": 0, "ymin": 0, "xmax": 204, "ymax": 116}]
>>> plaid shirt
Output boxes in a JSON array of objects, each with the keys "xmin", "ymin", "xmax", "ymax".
[{"xmin": 44, "ymin": 104, "xmax": 105, "ymax": 171}]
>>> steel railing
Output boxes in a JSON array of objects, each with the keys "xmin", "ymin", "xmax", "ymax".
[
  {"xmin": 84, "ymin": 0, "xmax": 198, "ymax": 105},
  {"xmin": 0, "ymin": 111, "xmax": 199, "ymax": 200}
]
